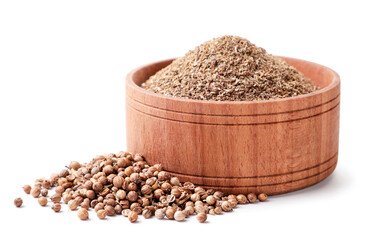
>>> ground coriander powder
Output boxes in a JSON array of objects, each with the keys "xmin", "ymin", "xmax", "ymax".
[{"xmin": 142, "ymin": 35, "xmax": 319, "ymax": 101}]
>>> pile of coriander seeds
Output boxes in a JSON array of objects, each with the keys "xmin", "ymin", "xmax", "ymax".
[{"xmin": 15, "ymin": 151, "xmax": 267, "ymax": 223}]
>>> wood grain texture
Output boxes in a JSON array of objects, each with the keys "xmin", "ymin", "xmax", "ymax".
[{"xmin": 126, "ymin": 57, "xmax": 340, "ymax": 195}]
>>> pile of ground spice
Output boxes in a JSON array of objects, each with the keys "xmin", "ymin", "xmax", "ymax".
[{"xmin": 142, "ymin": 36, "xmax": 319, "ymax": 101}]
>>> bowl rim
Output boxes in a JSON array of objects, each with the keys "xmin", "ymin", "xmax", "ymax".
[{"xmin": 127, "ymin": 56, "xmax": 340, "ymax": 104}]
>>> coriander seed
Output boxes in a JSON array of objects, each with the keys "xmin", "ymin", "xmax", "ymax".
[
  {"xmin": 50, "ymin": 173, "xmax": 59, "ymax": 185},
  {"xmin": 142, "ymin": 208, "xmax": 152, "ymax": 219},
  {"xmin": 146, "ymin": 177, "xmax": 156, "ymax": 186},
  {"xmin": 171, "ymin": 187, "xmax": 181, "ymax": 198},
  {"xmin": 165, "ymin": 207, "xmax": 176, "ymax": 220},
  {"xmin": 185, "ymin": 202, "xmax": 194, "ymax": 208},
  {"xmin": 190, "ymin": 193, "xmax": 200, "ymax": 202},
  {"xmin": 196, "ymin": 212, "xmax": 207, "ymax": 223},
  {"xmin": 38, "ymin": 197, "xmax": 48, "ymax": 206},
  {"xmin": 90, "ymin": 199, "xmax": 99, "ymax": 208},
  {"xmin": 69, "ymin": 161, "xmax": 81, "ymax": 170},
  {"xmin": 228, "ymin": 194, "xmax": 237, "ymax": 201},
  {"xmin": 214, "ymin": 206, "xmax": 222, "ymax": 214},
  {"xmin": 127, "ymin": 182, "xmax": 137, "ymax": 191},
  {"xmin": 247, "ymin": 193, "xmax": 257, "ymax": 203},
  {"xmin": 155, "ymin": 209, "xmax": 165, "ymax": 219},
  {"xmin": 228, "ymin": 199, "xmax": 238, "ymax": 208},
  {"xmin": 105, "ymin": 205, "xmax": 115, "ymax": 216},
  {"xmin": 77, "ymin": 208, "xmax": 89, "ymax": 220},
  {"xmin": 116, "ymin": 190, "xmax": 126, "ymax": 200},
  {"xmin": 154, "ymin": 189, "xmax": 164, "ymax": 199},
  {"xmin": 92, "ymin": 182, "xmax": 103, "ymax": 192},
  {"xmin": 184, "ymin": 206, "xmax": 195, "ymax": 215},
  {"xmin": 183, "ymin": 210, "xmax": 189, "ymax": 218},
  {"xmin": 55, "ymin": 186, "xmax": 64, "ymax": 195},
  {"xmin": 129, "ymin": 172, "xmax": 139, "ymax": 183},
  {"xmin": 170, "ymin": 177, "xmax": 180, "ymax": 186},
  {"xmin": 68, "ymin": 199, "xmax": 79, "ymax": 210},
  {"xmin": 236, "ymin": 194, "xmax": 248, "ymax": 204},
  {"xmin": 258, "ymin": 193, "xmax": 268, "ymax": 202},
  {"xmin": 194, "ymin": 200, "xmax": 203, "ymax": 207},
  {"xmin": 195, "ymin": 205, "xmax": 207, "ymax": 214},
  {"xmin": 94, "ymin": 203, "xmax": 104, "ymax": 212},
  {"xmin": 213, "ymin": 191, "xmax": 223, "ymax": 200},
  {"xmin": 128, "ymin": 211, "xmax": 138, "ymax": 223},
  {"xmin": 102, "ymin": 165, "xmax": 114, "ymax": 175},
  {"xmin": 127, "ymin": 191, "xmax": 138, "ymax": 202},
  {"xmin": 157, "ymin": 171, "xmax": 170, "ymax": 181},
  {"xmin": 23, "ymin": 185, "xmax": 31, "ymax": 194},
  {"xmin": 160, "ymin": 182, "xmax": 171, "ymax": 192},
  {"xmin": 41, "ymin": 188, "xmax": 48, "ymax": 197},
  {"xmin": 124, "ymin": 166, "xmax": 134, "ymax": 177},
  {"xmin": 221, "ymin": 201, "xmax": 232, "ymax": 212},
  {"xmin": 141, "ymin": 184, "xmax": 152, "ymax": 195},
  {"xmin": 52, "ymin": 203, "xmax": 62, "ymax": 212},
  {"xmin": 114, "ymin": 205, "xmax": 122, "ymax": 215},
  {"xmin": 133, "ymin": 154, "xmax": 143, "ymax": 162},
  {"xmin": 117, "ymin": 158, "xmax": 128, "ymax": 168},
  {"xmin": 80, "ymin": 201, "xmax": 90, "ymax": 210},
  {"xmin": 14, "ymin": 197, "xmax": 23, "ymax": 207},
  {"xmin": 30, "ymin": 187, "xmax": 41, "ymax": 198},
  {"xmin": 42, "ymin": 179, "xmax": 51, "ymax": 189},
  {"xmin": 62, "ymin": 193, "xmax": 72, "ymax": 203},
  {"xmin": 50, "ymin": 193, "xmax": 61, "ymax": 203},
  {"xmin": 121, "ymin": 200, "xmax": 130, "ymax": 209},
  {"xmin": 174, "ymin": 211, "xmax": 186, "ymax": 221},
  {"xmin": 206, "ymin": 195, "xmax": 216, "ymax": 205},
  {"xmin": 130, "ymin": 203, "xmax": 142, "ymax": 214},
  {"xmin": 194, "ymin": 187, "xmax": 205, "ymax": 193},
  {"xmin": 113, "ymin": 176, "xmax": 124, "ymax": 188},
  {"xmin": 97, "ymin": 209, "xmax": 107, "ymax": 219},
  {"xmin": 86, "ymin": 190, "xmax": 95, "ymax": 200},
  {"xmin": 122, "ymin": 209, "xmax": 131, "ymax": 217}
]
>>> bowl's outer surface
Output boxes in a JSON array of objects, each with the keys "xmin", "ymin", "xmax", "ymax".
[{"xmin": 126, "ymin": 57, "xmax": 340, "ymax": 195}]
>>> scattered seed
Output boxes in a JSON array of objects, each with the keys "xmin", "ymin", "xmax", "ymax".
[
  {"xmin": 38, "ymin": 197, "xmax": 48, "ymax": 206},
  {"xmin": 247, "ymin": 193, "xmax": 257, "ymax": 203},
  {"xmin": 23, "ymin": 185, "xmax": 31, "ymax": 194},
  {"xmin": 68, "ymin": 199, "xmax": 79, "ymax": 210},
  {"xmin": 174, "ymin": 211, "xmax": 186, "ymax": 221},
  {"xmin": 196, "ymin": 212, "xmax": 207, "ymax": 223},
  {"xmin": 97, "ymin": 209, "xmax": 107, "ymax": 220},
  {"xmin": 77, "ymin": 208, "xmax": 89, "ymax": 220},
  {"xmin": 128, "ymin": 211, "xmax": 138, "ymax": 223},
  {"xmin": 16, "ymin": 150, "xmax": 268, "ymax": 223},
  {"xmin": 258, "ymin": 193, "xmax": 268, "ymax": 202},
  {"xmin": 236, "ymin": 194, "xmax": 248, "ymax": 204},
  {"xmin": 30, "ymin": 187, "xmax": 41, "ymax": 198},
  {"xmin": 52, "ymin": 203, "xmax": 62, "ymax": 212},
  {"xmin": 14, "ymin": 198, "xmax": 23, "ymax": 207},
  {"xmin": 221, "ymin": 201, "xmax": 232, "ymax": 212},
  {"xmin": 155, "ymin": 209, "xmax": 165, "ymax": 219}
]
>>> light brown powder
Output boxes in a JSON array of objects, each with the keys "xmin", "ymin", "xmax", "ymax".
[{"xmin": 142, "ymin": 35, "xmax": 319, "ymax": 101}]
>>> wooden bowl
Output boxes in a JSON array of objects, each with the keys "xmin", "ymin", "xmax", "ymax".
[{"xmin": 126, "ymin": 57, "xmax": 340, "ymax": 195}]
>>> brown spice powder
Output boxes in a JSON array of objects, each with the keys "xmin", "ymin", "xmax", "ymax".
[{"xmin": 142, "ymin": 36, "xmax": 319, "ymax": 101}]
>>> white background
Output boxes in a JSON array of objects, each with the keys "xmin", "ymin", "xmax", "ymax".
[{"xmin": 1, "ymin": 0, "xmax": 370, "ymax": 239}]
